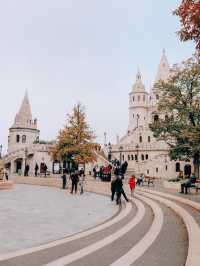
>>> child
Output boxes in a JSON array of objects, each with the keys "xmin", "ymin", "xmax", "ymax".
[{"xmin": 128, "ymin": 175, "xmax": 136, "ymax": 197}]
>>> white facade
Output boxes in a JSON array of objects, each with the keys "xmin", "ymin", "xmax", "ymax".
[
  {"xmin": 111, "ymin": 51, "xmax": 192, "ymax": 179},
  {"xmin": 4, "ymin": 92, "xmax": 54, "ymax": 176},
  {"xmin": 3, "ymin": 92, "xmax": 107, "ymax": 177}
]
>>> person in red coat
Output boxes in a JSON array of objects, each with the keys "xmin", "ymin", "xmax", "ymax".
[{"xmin": 128, "ymin": 175, "xmax": 136, "ymax": 197}]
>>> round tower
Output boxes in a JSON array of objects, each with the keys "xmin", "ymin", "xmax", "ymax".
[
  {"xmin": 128, "ymin": 69, "xmax": 149, "ymax": 131},
  {"xmin": 8, "ymin": 92, "xmax": 40, "ymax": 153}
]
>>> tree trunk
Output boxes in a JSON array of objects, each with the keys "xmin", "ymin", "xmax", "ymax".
[{"xmin": 193, "ymin": 154, "xmax": 200, "ymax": 178}]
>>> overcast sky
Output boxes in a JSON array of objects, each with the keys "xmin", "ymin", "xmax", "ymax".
[{"xmin": 0, "ymin": 0, "xmax": 194, "ymax": 153}]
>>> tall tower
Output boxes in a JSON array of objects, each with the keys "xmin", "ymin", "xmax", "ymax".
[
  {"xmin": 8, "ymin": 92, "xmax": 40, "ymax": 153},
  {"xmin": 128, "ymin": 69, "xmax": 149, "ymax": 131},
  {"xmin": 151, "ymin": 49, "xmax": 170, "ymax": 106}
]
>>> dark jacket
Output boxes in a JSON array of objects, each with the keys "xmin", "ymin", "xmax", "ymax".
[
  {"xmin": 115, "ymin": 177, "xmax": 123, "ymax": 193},
  {"xmin": 71, "ymin": 173, "xmax": 79, "ymax": 184},
  {"xmin": 111, "ymin": 179, "xmax": 116, "ymax": 191}
]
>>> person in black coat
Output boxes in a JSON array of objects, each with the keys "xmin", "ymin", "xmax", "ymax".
[
  {"xmin": 111, "ymin": 176, "xmax": 117, "ymax": 201},
  {"xmin": 115, "ymin": 176, "xmax": 129, "ymax": 205},
  {"xmin": 61, "ymin": 171, "xmax": 67, "ymax": 189},
  {"xmin": 35, "ymin": 163, "xmax": 39, "ymax": 177},
  {"xmin": 71, "ymin": 171, "xmax": 79, "ymax": 194}
]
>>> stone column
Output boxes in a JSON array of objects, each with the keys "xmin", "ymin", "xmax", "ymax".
[
  {"xmin": 10, "ymin": 161, "xmax": 15, "ymax": 178},
  {"xmin": 22, "ymin": 158, "xmax": 26, "ymax": 176}
]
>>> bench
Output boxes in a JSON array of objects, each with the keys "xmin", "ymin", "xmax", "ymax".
[
  {"xmin": 142, "ymin": 176, "xmax": 155, "ymax": 187},
  {"xmin": 189, "ymin": 179, "xmax": 200, "ymax": 194}
]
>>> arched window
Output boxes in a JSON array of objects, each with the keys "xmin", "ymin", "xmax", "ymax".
[
  {"xmin": 141, "ymin": 154, "xmax": 144, "ymax": 161},
  {"xmin": 148, "ymin": 136, "xmax": 151, "ymax": 142},
  {"xmin": 128, "ymin": 155, "xmax": 130, "ymax": 161},
  {"xmin": 143, "ymin": 95, "xmax": 145, "ymax": 101},
  {"xmin": 122, "ymin": 155, "xmax": 125, "ymax": 161},
  {"xmin": 154, "ymin": 115, "xmax": 159, "ymax": 122},
  {"xmin": 22, "ymin": 135, "xmax": 26, "ymax": 143},
  {"xmin": 139, "ymin": 136, "xmax": 142, "ymax": 143},
  {"xmin": 133, "ymin": 114, "xmax": 134, "ymax": 118},
  {"xmin": 147, "ymin": 169, "xmax": 149, "ymax": 174},
  {"xmin": 131, "ymin": 155, "xmax": 134, "ymax": 160},
  {"xmin": 156, "ymin": 94, "xmax": 159, "ymax": 100},
  {"xmin": 156, "ymin": 168, "xmax": 159, "ymax": 173},
  {"xmin": 138, "ymin": 95, "xmax": 140, "ymax": 101},
  {"xmin": 133, "ymin": 96, "xmax": 134, "ymax": 102},
  {"xmin": 146, "ymin": 154, "xmax": 149, "ymax": 160},
  {"xmin": 176, "ymin": 162, "xmax": 180, "ymax": 172},
  {"xmin": 16, "ymin": 135, "xmax": 20, "ymax": 143},
  {"xmin": 135, "ymin": 154, "xmax": 138, "ymax": 161},
  {"xmin": 166, "ymin": 165, "xmax": 168, "ymax": 171}
]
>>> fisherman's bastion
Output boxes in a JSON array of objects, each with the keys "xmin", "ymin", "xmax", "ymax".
[
  {"xmin": 110, "ymin": 50, "xmax": 192, "ymax": 179},
  {"xmin": 1, "ymin": 51, "xmax": 192, "ymax": 179}
]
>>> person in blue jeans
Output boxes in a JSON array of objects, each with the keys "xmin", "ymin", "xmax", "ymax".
[{"xmin": 180, "ymin": 173, "xmax": 196, "ymax": 194}]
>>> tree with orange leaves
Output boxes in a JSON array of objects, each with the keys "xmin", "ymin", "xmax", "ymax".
[
  {"xmin": 51, "ymin": 103, "xmax": 97, "ymax": 171},
  {"xmin": 174, "ymin": 0, "xmax": 200, "ymax": 54}
]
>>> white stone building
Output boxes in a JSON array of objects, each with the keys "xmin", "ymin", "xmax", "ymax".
[
  {"xmin": 3, "ymin": 92, "xmax": 107, "ymax": 177},
  {"xmin": 110, "ymin": 51, "xmax": 192, "ymax": 179},
  {"xmin": 4, "ymin": 92, "xmax": 56, "ymax": 177}
]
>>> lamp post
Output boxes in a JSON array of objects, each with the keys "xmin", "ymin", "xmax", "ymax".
[
  {"xmin": 135, "ymin": 144, "xmax": 139, "ymax": 175},
  {"xmin": 108, "ymin": 142, "xmax": 112, "ymax": 162},
  {"xmin": 0, "ymin": 145, "xmax": 2, "ymax": 159},
  {"xmin": 119, "ymin": 146, "xmax": 123, "ymax": 166}
]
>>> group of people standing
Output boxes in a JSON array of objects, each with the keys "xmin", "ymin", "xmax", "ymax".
[
  {"xmin": 92, "ymin": 165, "xmax": 112, "ymax": 181},
  {"xmin": 61, "ymin": 168, "xmax": 85, "ymax": 195}
]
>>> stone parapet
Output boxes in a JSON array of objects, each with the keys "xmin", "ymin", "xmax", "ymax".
[{"xmin": 0, "ymin": 181, "xmax": 13, "ymax": 190}]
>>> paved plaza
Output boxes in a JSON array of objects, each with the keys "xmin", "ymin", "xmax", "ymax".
[
  {"xmin": 0, "ymin": 178, "xmax": 199, "ymax": 266},
  {"xmin": 0, "ymin": 184, "xmax": 117, "ymax": 254}
]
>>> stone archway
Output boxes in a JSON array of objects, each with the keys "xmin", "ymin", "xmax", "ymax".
[{"xmin": 14, "ymin": 158, "xmax": 23, "ymax": 175}]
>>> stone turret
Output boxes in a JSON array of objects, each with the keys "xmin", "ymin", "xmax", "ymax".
[
  {"xmin": 154, "ymin": 49, "xmax": 170, "ymax": 83},
  {"xmin": 150, "ymin": 50, "xmax": 170, "ymax": 108},
  {"xmin": 128, "ymin": 69, "xmax": 149, "ymax": 131},
  {"xmin": 8, "ymin": 92, "xmax": 40, "ymax": 153}
]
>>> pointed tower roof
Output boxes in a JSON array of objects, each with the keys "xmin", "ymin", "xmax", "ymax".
[
  {"xmin": 155, "ymin": 49, "xmax": 170, "ymax": 83},
  {"xmin": 12, "ymin": 91, "xmax": 36, "ymax": 129},
  {"xmin": 132, "ymin": 68, "xmax": 146, "ymax": 93}
]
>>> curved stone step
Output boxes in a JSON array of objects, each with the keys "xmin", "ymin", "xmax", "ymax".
[
  {"xmin": 45, "ymin": 199, "xmax": 145, "ymax": 266},
  {"xmin": 139, "ymin": 191, "xmax": 200, "ymax": 266}
]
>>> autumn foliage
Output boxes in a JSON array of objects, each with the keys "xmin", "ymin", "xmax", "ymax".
[
  {"xmin": 174, "ymin": 0, "xmax": 200, "ymax": 53},
  {"xmin": 51, "ymin": 103, "xmax": 97, "ymax": 167}
]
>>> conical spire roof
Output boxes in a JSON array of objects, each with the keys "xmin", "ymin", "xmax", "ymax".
[
  {"xmin": 155, "ymin": 49, "xmax": 170, "ymax": 83},
  {"xmin": 132, "ymin": 68, "xmax": 146, "ymax": 92},
  {"xmin": 13, "ymin": 91, "xmax": 35, "ymax": 128}
]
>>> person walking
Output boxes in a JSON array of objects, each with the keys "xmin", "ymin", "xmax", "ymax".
[
  {"xmin": 24, "ymin": 164, "xmax": 30, "ymax": 176},
  {"xmin": 128, "ymin": 175, "xmax": 136, "ymax": 197},
  {"xmin": 79, "ymin": 175, "xmax": 85, "ymax": 194},
  {"xmin": 115, "ymin": 176, "xmax": 129, "ymax": 205},
  {"xmin": 71, "ymin": 171, "xmax": 79, "ymax": 194},
  {"xmin": 35, "ymin": 163, "xmax": 39, "ymax": 177},
  {"xmin": 111, "ymin": 176, "xmax": 117, "ymax": 201},
  {"xmin": 79, "ymin": 168, "xmax": 85, "ymax": 194},
  {"xmin": 61, "ymin": 171, "xmax": 67, "ymax": 190},
  {"xmin": 44, "ymin": 164, "xmax": 48, "ymax": 177}
]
